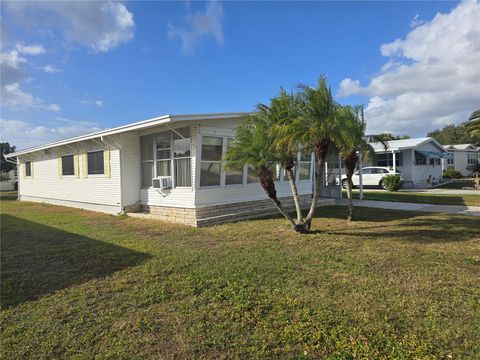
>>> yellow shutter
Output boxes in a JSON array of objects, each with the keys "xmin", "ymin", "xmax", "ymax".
[
  {"xmin": 82, "ymin": 151, "xmax": 88, "ymax": 178},
  {"xmin": 104, "ymin": 145, "xmax": 111, "ymax": 178},
  {"xmin": 57, "ymin": 154, "xmax": 62, "ymax": 178},
  {"xmin": 22, "ymin": 162, "xmax": 26, "ymax": 178},
  {"xmin": 30, "ymin": 161, "xmax": 34, "ymax": 179},
  {"xmin": 74, "ymin": 153, "xmax": 79, "ymax": 178}
]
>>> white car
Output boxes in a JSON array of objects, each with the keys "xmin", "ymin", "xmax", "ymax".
[{"xmin": 340, "ymin": 166, "xmax": 403, "ymax": 189}]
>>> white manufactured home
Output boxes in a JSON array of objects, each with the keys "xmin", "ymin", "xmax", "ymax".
[
  {"xmin": 369, "ymin": 137, "xmax": 448, "ymax": 188},
  {"xmin": 443, "ymin": 144, "xmax": 479, "ymax": 176},
  {"xmin": 6, "ymin": 113, "xmax": 338, "ymax": 227}
]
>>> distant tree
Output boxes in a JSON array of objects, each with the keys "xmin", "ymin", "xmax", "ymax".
[
  {"xmin": 465, "ymin": 109, "xmax": 480, "ymax": 137},
  {"xmin": 428, "ymin": 122, "xmax": 480, "ymax": 146},
  {"xmin": 376, "ymin": 133, "xmax": 410, "ymax": 141},
  {"xmin": 1, "ymin": 142, "xmax": 16, "ymax": 172}
]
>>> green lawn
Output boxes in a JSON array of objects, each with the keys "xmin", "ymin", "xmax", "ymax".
[
  {"xmin": 1, "ymin": 199, "xmax": 479, "ymax": 359},
  {"xmin": 436, "ymin": 180, "xmax": 475, "ymax": 189},
  {"xmin": 344, "ymin": 189, "xmax": 480, "ymax": 206}
]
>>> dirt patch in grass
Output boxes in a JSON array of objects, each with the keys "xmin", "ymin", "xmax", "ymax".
[{"xmin": 1, "ymin": 199, "xmax": 479, "ymax": 359}]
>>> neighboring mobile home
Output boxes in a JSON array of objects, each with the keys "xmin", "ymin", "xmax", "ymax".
[
  {"xmin": 443, "ymin": 144, "xmax": 479, "ymax": 176},
  {"xmin": 6, "ymin": 113, "xmax": 337, "ymax": 227},
  {"xmin": 369, "ymin": 137, "xmax": 448, "ymax": 188}
]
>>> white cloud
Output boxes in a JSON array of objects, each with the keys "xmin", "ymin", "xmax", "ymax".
[
  {"xmin": 4, "ymin": 1, "xmax": 135, "ymax": 53},
  {"xmin": 1, "ymin": 83, "xmax": 61, "ymax": 111},
  {"xmin": 1, "ymin": 45, "xmax": 61, "ymax": 111},
  {"xmin": 410, "ymin": 14, "xmax": 425, "ymax": 28},
  {"xmin": 0, "ymin": 118, "xmax": 102, "ymax": 150},
  {"xmin": 338, "ymin": 1, "xmax": 480, "ymax": 136},
  {"xmin": 46, "ymin": 103, "xmax": 61, "ymax": 112},
  {"xmin": 168, "ymin": 1, "xmax": 224, "ymax": 54},
  {"xmin": 42, "ymin": 65, "xmax": 61, "ymax": 73},
  {"xmin": 15, "ymin": 43, "xmax": 46, "ymax": 55},
  {"xmin": 75, "ymin": 98, "xmax": 104, "ymax": 108}
]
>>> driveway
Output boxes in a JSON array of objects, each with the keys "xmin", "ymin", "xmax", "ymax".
[{"xmin": 335, "ymin": 198, "xmax": 480, "ymax": 217}]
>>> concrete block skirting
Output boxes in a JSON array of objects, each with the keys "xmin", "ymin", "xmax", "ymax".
[{"xmin": 131, "ymin": 195, "xmax": 335, "ymax": 227}]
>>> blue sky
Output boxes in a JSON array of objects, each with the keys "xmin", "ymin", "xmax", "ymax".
[{"xmin": 1, "ymin": 1, "xmax": 479, "ymax": 149}]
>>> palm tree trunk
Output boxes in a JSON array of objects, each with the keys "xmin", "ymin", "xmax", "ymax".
[
  {"xmin": 344, "ymin": 153, "xmax": 358, "ymax": 222},
  {"xmin": 285, "ymin": 165, "xmax": 303, "ymax": 223},
  {"xmin": 304, "ymin": 139, "xmax": 330, "ymax": 230},
  {"xmin": 257, "ymin": 167, "xmax": 298, "ymax": 230},
  {"xmin": 346, "ymin": 176, "xmax": 354, "ymax": 222}
]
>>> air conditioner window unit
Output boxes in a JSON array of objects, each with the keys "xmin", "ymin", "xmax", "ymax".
[{"xmin": 152, "ymin": 176, "xmax": 172, "ymax": 189}]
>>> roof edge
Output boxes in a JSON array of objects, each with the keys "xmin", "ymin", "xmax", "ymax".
[{"xmin": 6, "ymin": 112, "xmax": 249, "ymax": 158}]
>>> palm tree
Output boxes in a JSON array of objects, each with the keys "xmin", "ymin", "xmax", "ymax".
[
  {"xmin": 336, "ymin": 106, "xmax": 371, "ymax": 221},
  {"xmin": 466, "ymin": 109, "xmax": 480, "ymax": 136},
  {"xmin": 224, "ymin": 112, "xmax": 300, "ymax": 230},
  {"xmin": 268, "ymin": 89, "xmax": 305, "ymax": 225},
  {"xmin": 294, "ymin": 77, "xmax": 339, "ymax": 230}
]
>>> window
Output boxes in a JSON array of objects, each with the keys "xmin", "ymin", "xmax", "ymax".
[
  {"xmin": 225, "ymin": 138, "xmax": 244, "ymax": 185},
  {"xmin": 447, "ymin": 151, "xmax": 454, "ymax": 165},
  {"xmin": 468, "ymin": 153, "xmax": 477, "ymax": 165},
  {"xmin": 87, "ymin": 151, "xmax": 104, "ymax": 174},
  {"xmin": 362, "ymin": 168, "xmax": 372, "ymax": 174},
  {"xmin": 140, "ymin": 135, "xmax": 154, "ymax": 188},
  {"xmin": 62, "ymin": 155, "xmax": 74, "ymax": 176},
  {"xmin": 173, "ymin": 127, "xmax": 191, "ymax": 187},
  {"xmin": 298, "ymin": 152, "xmax": 311, "ymax": 180},
  {"xmin": 375, "ymin": 152, "xmax": 403, "ymax": 167},
  {"xmin": 156, "ymin": 131, "xmax": 171, "ymax": 177},
  {"xmin": 200, "ymin": 136, "xmax": 223, "ymax": 187},
  {"xmin": 435, "ymin": 158, "xmax": 441, "ymax": 165},
  {"xmin": 25, "ymin": 161, "xmax": 32, "ymax": 177},
  {"xmin": 140, "ymin": 127, "xmax": 191, "ymax": 188},
  {"xmin": 415, "ymin": 152, "xmax": 427, "ymax": 165}
]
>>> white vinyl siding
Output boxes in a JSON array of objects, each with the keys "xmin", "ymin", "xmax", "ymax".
[{"xmin": 17, "ymin": 138, "xmax": 122, "ymax": 214}]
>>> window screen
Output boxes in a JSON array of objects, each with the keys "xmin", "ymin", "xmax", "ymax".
[
  {"xmin": 200, "ymin": 136, "xmax": 223, "ymax": 186},
  {"xmin": 25, "ymin": 161, "xmax": 31, "ymax": 177},
  {"xmin": 87, "ymin": 151, "xmax": 104, "ymax": 175},
  {"xmin": 62, "ymin": 155, "xmax": 74, "ymax": 176}
]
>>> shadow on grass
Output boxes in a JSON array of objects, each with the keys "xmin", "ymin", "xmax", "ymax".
[
  {"xmin": 325, "ymin": 210, "xmax": 480, "ymax": 243},
  {"xmin": 346, "ymin": 191, "xmax": 474, "ymax": 206},
  {"xmin": 1, "ymin": 214, "xmax": 150, "ymax": 309},
  {"xmin": 257, "ymin": 204, "xmax": 422, "ymax": 223},
  {"xmin": 253, "ymin": 205, "xmax": 479, "ymax": 243}
]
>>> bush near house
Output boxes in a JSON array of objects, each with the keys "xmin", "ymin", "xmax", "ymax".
[
  {"xmin": 382, "ymin": 174, "xmax": 402, "ymax": 191},
  {"xmin": 443, "ymin": 169, "xmax": 463, "ymax": 178}
]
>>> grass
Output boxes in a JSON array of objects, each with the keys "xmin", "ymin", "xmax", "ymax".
[
  {"xmin": 344, "ymin": 189, "xmax": 480, "ymax": 206},
  {"xmin": 1, "ymin": 199, "xmax": 479, "ymax": 359},
  {"xmin": 436, "ymin": 180, "xmax": 475, "ymax": 189}
]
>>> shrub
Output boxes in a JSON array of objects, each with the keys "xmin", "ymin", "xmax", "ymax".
[
  {"xmin": 0, "ymin": 173, "xmax": 11, "ymax": 182},
  {"xmin": 443, "ymin": 169, "xmax": 462, "ymax": 178},
  {"xmin": 382, "ymin": 174, "xmax": 402, "ymax": 192}
]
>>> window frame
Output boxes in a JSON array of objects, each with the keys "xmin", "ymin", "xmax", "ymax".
[
  {"xmin": 447, "ymin": 151, "xmax": 455, "ymax": 165},
  {"xmin": 225, "ymin": 138, "xmax": 245, "ymax": 186},
  {"xmin": 200, "ymin": 135, "xmax": 224, "ymax": 188},
  {"xmin": 298, "ymin": 151, "xmax": 312, "ymax": 181},
  {"xmin": 61, "ymin": 154, "xmax": 75, "ymax": 176},
  {"xmin": 140, "ymin": 127, "xmax": 192, "ymax": 189},
  {"xmin": 87, "ymin": 150, "xmax": 105, "ymax": 175},
  {"xmin": 467, "ymin": 152, "xmax": 477, "ymax": 165},
  {"xmin": 25, "ymin": 161, "xmax": 32, "ymax": 177}
]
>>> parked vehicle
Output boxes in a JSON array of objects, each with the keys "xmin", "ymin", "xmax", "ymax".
[{"xmin": 340, "ymin": 167, "xmax": 403, "ymax": 189}]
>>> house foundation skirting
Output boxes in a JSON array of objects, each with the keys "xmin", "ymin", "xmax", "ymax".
[{"xmin": 134, "ymin": 195, "xmax": 335, "ymax": 227}]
